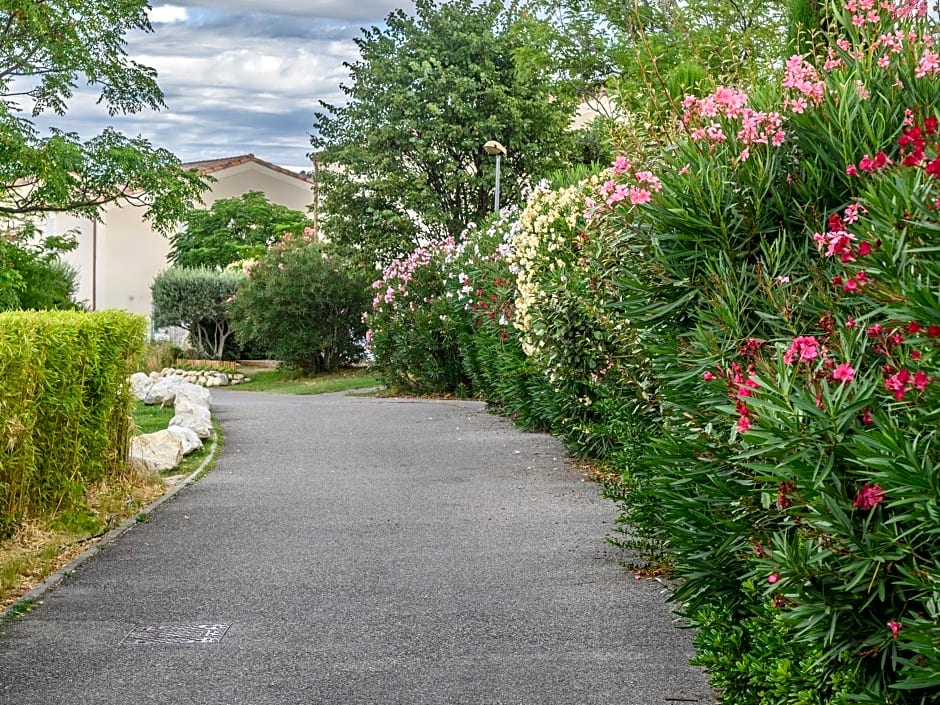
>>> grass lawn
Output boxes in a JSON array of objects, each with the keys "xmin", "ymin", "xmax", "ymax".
[{"xmin": 230, "ymin": 366, "xmax": 382, "ymax": 395}]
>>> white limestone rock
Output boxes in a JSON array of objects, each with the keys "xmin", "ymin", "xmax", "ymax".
[
  {"xmin": 129, "ymin": 372, "xmax": 153, "ymax": 401},
  {"xmin": 167, "ymin": 424, "xmax": 203, "ymax": 455},
  {"xmin": 170, "ymin": 397, "xmax": 212, "ymax": 439},
  {"xmin": 143, "ymin": 375, "xmax": 188, "ymax": 406},
  {"xmin": 176, "ymin": 381, "xmax": 212, "ymax": 410},
  {"xmin": 130, "ymin": 429, "xmax": 184, "ymax": 474}
]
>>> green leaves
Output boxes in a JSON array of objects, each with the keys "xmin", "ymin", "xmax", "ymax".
[
  {"xmin": 0, "ymin": 310, "xmax": 146, "ymax": 536},
  {"xmin": 312, "ymin": 0, "xmax": 579, "ymax": 264},
  {"xmin": 169, "ymin": 192, "xmax": 314, "ymax": 270},
  {"xmin": 151, "ymin": 267, "xmax": 244, "ymax": 360},
  {"xmin": 0, "ymin": 1, "xmax": 207, "ymax": 227},
  {"xmin": 227, "ymin": 242, "xmax": 370, "ymax": 375}
]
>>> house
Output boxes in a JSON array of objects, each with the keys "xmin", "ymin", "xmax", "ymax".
[{"xmin": 51, "ymin": 154, "xmax": 314, "ymax": 319}]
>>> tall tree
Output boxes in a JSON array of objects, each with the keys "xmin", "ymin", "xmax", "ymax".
[
  {"xmin": 169, "ymin": 192, "xmax": 315, "ymax": 270},
  {"xmin": 0, "ymin": 0, "xmax": 206, "ymax": 230},
  {"xmin": 312, "ymin": 0, "xmax": 579, "ymax": 264}
]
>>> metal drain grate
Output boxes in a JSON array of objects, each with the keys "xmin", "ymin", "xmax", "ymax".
[{"xmin": 122, "ymin": 623, "xmax": 232, "ymax": 645}]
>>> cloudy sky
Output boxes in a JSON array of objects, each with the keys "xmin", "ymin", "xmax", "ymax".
[{"xmin": 38, "ymin": 1, "xmax": 416, "ymax": 171}]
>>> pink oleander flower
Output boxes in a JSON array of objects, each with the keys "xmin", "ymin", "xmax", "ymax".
[
  {"xmin": 611, "ymin": 156, "xmax": 631, "ymax": 175},
  {"xmin": 888, "ymin": 621, "xmax": 903, "ymax": 639},
  {"xmin": 858, "ymin": 151, "xmax": 891, "ymax": 172},
  {"xmin": 703, "ymin": 371, "xmax": 716, "ymax": 381},
  {"xmin": 916, "ymin": 49, "xmax": 939, "ymax": 78},
  {"xmin": 768, "ymin": 573, "xmax": 779, "ymax": 584},
  {"xmin": 843, "ymin": 271, "xmax": 868, "ymax": 293},
  {"xmin": 737, "ymin": 415, "xmax": 751, "ymax": 433},
  {"xmin": 629, "ymin": 187, "xmax": 652, "ymax": 205},
  {"xmin": 914, "ymin": 370, "xmax": 930, "ymax": 390},
  {"xmin": 885, "ymin": 368, "xmax": 912, "ymax": 400},
  {"xmin": 853, "ymin": 483, "xmax": 886, "ymax": 510},
  {"xmin": 832, "ymin": 362, "xmax": 856, "ymax": 383},
  {"xmin": 606, "ymin": 184, "xmax": 629, "ymax": 205},
  {"xmin": 862, "ymin": 408, "xmax": 873, "ymax": 425},
  {"xmin": 784, "ymin": 335, "xmax": 820, "ymax": 364},
  {"xmin": 634, "ymin": 171, "xmax": 662, "ymax": 191},
  {"xmin": 843, "ymin": 203, "xmax": 864, "ymax": 223}
]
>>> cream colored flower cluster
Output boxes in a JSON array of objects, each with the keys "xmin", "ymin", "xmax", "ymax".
[{"xmin": 509, "ymin": 172, "xmax": 608, "ymax": 362}]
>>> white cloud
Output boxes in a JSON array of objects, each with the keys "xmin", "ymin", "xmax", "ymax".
[
  {"xmin": 168, "ymin": 0, "xmax": 411, "ymax": 22},
  {"xmin": 148, "ymin": 4, "xmax": 189, "ymax": 24},
  {"xmin": 31, "ymin": 1, "xmax": 414, "ymax": 167}
]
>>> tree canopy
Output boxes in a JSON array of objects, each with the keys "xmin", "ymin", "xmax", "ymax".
[
  {"xmin": 516, "ymin": 0, "xmax": 788, "ymax": 137},
  {"xmin": 312, "ymin": 0, "xmax": 581, "ymax": 264},
  {"xmin": 151, "ymin": 267, "xmax": 244, "ymax": 360},
  {"xmin": 169, "ymin": 192, "xmax": 315, "ymax": 270},
  {"xmin": 0, "ymin": 0, "xmax": 206, "ymax": 231}
]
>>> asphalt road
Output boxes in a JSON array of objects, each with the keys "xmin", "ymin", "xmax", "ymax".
[{"xmin": 0, "ymin": 390, "xmax": 713, "ymax": 705}]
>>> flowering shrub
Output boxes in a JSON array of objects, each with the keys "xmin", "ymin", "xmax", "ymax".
[
  {"xmin": 364, "ymin": 237, "xmax": 474, "ymax": 393},
  {"xmin": 723, "ymin": 112, "xmax": 940, "ymax": 699},
  {"xmin": 227, "ymin": 232, "xmax": 370, "ymax": 374},
  {"xmin": 362, "ymin": 2, "xmax": 940, "ymax": 701},
  {"xmin": 585, "ymin": 3, "xmax": 940, "ymax": 703}
]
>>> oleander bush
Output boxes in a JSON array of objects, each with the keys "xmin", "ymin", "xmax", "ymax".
[
  {"xmin": 0, "ymin": 310, "xmax": 146, "ymax": 537},
  {"xmin": 365, "ymin": 2, "xmax": 939, "ymax": 702},
  {"xmin": 228, "ymin": 232, "xmax": 371, "ymax": 375}
]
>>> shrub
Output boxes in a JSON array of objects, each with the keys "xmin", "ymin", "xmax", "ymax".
[
  {"xmin": 0, "ymin": 228, "xmax": 81, "ymax": 312},
  {"xmin": 364, "ymin": 237, "xmax": 473, "ymax": 394},
  {"xmin": 0, "ymin": 310, "xmax": 145, "ymax": 536},
  {"xmin": 228, "ymin": 233, "xmax": 370, "ymax": 374},
  {"xmin": 608, "ymin": 3, "xmax": 940, "ymax": 702},
  {"xmin": 151, "ymin": 266, "xmax": 244, "ymax": 360},
  {"xmin": 360, "ymin": 2, "xmax": 940, "ymax": 701}
]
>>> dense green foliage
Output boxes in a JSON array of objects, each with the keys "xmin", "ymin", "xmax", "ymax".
[
  {"xmin": 0, "ymin": 228, "xmax": 80, "ymax": 311},
  {"xmin": 169, "ymin": 192, "xmax": 315, "ymax": 269},
  {"xmin": 518, "ymin": 0, "xmax": 788, "ymax": 147},
  {"xmin": 0, "ymin": 0, "xmax": 206, "ymax": 229},
  {"xmin": 312, "ymin": 0, "xmax": 581, "ymax": 265},
  {"xmin": 228, "ymin": 233, "xmax": 371, "ymax": 375},
  {"xmin": 0, "ymin": 310, "xmax": 145, "ymax": 537},
  {"xmin": 151, "ymin": 267, "xmax": 245, "ymax": 360},
  {"xmin": 365, "ymin": 2, "xmax": 940, "ymax": 701}
]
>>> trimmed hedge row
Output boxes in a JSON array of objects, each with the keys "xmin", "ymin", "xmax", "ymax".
[{"xmin": 0, "ymin": 310, "xmax": 146, "ymax": 537}]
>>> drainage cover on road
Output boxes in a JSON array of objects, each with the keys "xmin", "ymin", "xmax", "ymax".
[{"xmin": 121, "ymin": 623, "xmax": 232, "ymax": 645}]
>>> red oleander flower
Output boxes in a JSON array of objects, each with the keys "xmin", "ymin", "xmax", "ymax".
[{"xmin": 853, "ymin": 483, "xmax": 886, "ymax": 510}]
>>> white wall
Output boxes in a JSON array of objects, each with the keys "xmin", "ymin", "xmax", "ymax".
[{"xmin": 57, "ymin": 160, "xmax": 313, "ymax": 319}]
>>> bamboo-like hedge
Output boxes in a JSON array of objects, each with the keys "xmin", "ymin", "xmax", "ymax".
[{"xmin": 0, "ymin": 310, "xmax": 146, "ymax": 537}]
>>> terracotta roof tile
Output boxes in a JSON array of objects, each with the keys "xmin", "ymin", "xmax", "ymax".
[{"xmin": 181, "ymin": 154, "xmax": 312, "ymax": 183}]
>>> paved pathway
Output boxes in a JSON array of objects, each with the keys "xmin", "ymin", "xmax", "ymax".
[{"xmin": 0, "ymin": 390, "xmax": 712, "ymax": 704}]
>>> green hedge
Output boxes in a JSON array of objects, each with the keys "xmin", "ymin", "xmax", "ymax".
[
  {"xmin": 0, "ymin": 310, "xmax": 146, "ymax": 537},
  {"xmin": 364, "ymin": 4, "xmax": 940, "ymax": 702}
]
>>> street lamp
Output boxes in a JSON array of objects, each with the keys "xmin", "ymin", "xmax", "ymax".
[{"xmin": 483, "ymin": 139, "xmax": 506, "ymax": 212}]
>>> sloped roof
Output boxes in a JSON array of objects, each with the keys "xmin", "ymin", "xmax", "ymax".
[{"xmin": 181, "ymin": 153, "xmax": 312, "ymax": 183}]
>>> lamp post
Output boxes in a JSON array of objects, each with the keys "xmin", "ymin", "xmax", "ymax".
[{"xmin": 483, "ymin": 139, "xmax": 506, "ymax": 212}]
